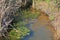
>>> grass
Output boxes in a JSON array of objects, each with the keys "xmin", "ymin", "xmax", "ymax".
[
  {"xmin": 8, "ymin": 26, "xmax": 30, "ymax": 40},
  {"xmin": 22, "ymin": 9, "xmax": 40, "ymax": 19},
  {"xmin": 8, "ymin": 8, "xmax": 40, "ymax": 40}
]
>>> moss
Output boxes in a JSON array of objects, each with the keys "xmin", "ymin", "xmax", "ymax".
[
  {"xmin": 45, "ymin": 0, "xmax": 50, "ymax": 3},
  {"xmin": 49, "ymin": 16, "xmax": 55, "ymax": 21}
]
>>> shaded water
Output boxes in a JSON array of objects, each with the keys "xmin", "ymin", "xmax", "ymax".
[{"xmin": 23, "ymin": 11, "xmax": 55, "ymax": 40}]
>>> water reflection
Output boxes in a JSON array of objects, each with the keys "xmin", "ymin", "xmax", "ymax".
[
  {"xmin": 22, "ymin": 30, "xmax": 34, "ymax": 40},
  {"xmin": 23, "ymin": 12, "xmax": 54, "ymax": 40}
]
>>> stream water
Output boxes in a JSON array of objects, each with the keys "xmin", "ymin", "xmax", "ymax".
[{"xmin": 22, "ymin": 12, "xmax": 55, "ymax": 40}]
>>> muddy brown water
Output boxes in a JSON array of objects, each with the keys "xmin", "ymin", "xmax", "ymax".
[
  {"xmin": 23, "ymin": 10, "xmax": 55, "ymax": 40},
  {"xmin": 0, "ymin": 10, "xmax": 55, "ymax": 40}
]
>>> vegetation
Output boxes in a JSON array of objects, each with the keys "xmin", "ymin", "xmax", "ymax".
[
  {"xmin": 8, "ymin": 27, "xmax": 30, "ymax": 40},
  {"xmin": 22, "ymin": 9, "xmax": 40, "ymax": 19},
  {"xmin": 49, "ymin": 16, "xmax": 55, "ymax": 21},
  {"xmin": 1, "ymin": 0, "xmax": 60, "ymax": 40},
  {"xmin": 45, "ymin": 0, "xmax": 50, "ymax": 3},
  {"xmin": 7, "ymin": 8, "xmax": 40, "ymax": 40}
]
